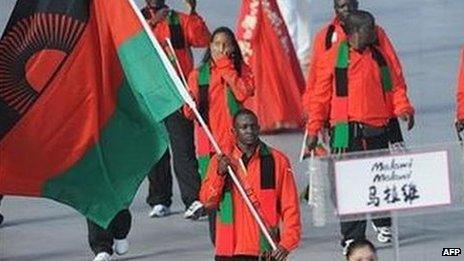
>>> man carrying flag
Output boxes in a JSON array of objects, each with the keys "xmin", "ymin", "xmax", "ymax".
[
  {"xmin": 0, "ymin": 0, "xmax": 185, "ymax": 260},
  {"xmin": 200, "ymin": 109, "xmax": 301, "ymax": 260},
  {"xmin": 305, "ymin": 10, "xmax": 414, "ymax": 255},
  {"xmin": 141, "ymin": 0, "xmax": 211, "ymax": 219}
]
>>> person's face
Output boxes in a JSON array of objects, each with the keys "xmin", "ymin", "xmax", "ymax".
[
  {"xmin": 349, "ymin": 26, "xmax": 375, "ymax": 51},
  {"xmin": 211, "ymin": 32, "xmax": 235, "ymax": 59},
  {"xmin": 233, "ymin": 114, "xmax": 260, "ymax": 147},
  {"xmin": 334, "ymin": 0, "xmax": 358, "ymax": 23},
  {"xmin": 146, "ymin": 0, "xmax": 165, "ymax": 9},
  {"xmin": 347, "ymin": 246, "xmax": 377, "ymax": 261}
]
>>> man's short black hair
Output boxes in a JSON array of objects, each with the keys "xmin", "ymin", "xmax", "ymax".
[
  {"xmin": 233, "ymin": 109, "xmax": 258, "ymax": 126},
  {"xmin": 333, "ymin": 0, "xmax": 359, "ymax": 7},
  {"xmin": 344, "ymin": 10, "xmax": 375, "ymax": 35}
]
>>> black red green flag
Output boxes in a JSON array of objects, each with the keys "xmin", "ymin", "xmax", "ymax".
[{"xmin": 0, "ymin": 0, "xmax": 184, "ymax": 227}]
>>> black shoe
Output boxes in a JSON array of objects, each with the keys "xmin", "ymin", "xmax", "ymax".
[{"xmin": 0, "ymin": 213, "xmax": 4, "ymax": 226}]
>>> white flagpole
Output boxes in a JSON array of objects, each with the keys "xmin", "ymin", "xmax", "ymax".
[
  {"xmin": 299, "ymin": 130, "xmax": 308, "ymax": 162},
  {"xmin": 127, "ymin": 0, "xmax": 277, "ymax": 251},
  {"xmin": 165, "ymin": 38, "xmax": 189, "ymax": 88}
]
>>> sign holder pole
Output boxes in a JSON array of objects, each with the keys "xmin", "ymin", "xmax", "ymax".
[{"xmin": 392, "ymin": 211, "xmax": 400, "ymax": 261}]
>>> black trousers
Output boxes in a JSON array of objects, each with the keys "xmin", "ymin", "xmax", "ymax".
[
  {"xmin": 87, "ymin": 209, "xmax": 131, "ymax": 255},
  {"xmin": 208, "ymin": 209, "xmax": 216, "ymax": 244},
  {"xmin": 338, "ymin": 124, "xmax": 391, "ymax": 242},
  {"xmin": 146, "ymin": 111, "xmax": 200, "ymax": 209}
]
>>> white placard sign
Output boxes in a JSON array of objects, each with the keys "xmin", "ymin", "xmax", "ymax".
[{"xmin": 335, "ymin": 150, "xmax": 451, "ymax": 215}]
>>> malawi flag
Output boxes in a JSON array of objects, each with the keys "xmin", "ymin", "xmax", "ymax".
[{"xmin": 0, "ymin": 0, "xmax": 184, "ymax": 227}]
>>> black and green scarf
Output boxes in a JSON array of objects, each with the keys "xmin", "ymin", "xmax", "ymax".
[
  {"xmin": 215, "ymin": 142, "xmax": 278, "ymax": 256},
  {"xmin": 331, "ymin": 41, "xmax": 393, "ymax": 150},
  {"xmin": 196, "ymin": 61, "xmax": 241, "ymax": 180},
  {"xmin": 167, "ymin": 10, "xmax": 185, "ymax": 49}
]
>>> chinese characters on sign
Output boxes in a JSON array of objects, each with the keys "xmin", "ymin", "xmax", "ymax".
[
  {"xmin": 366, "ymin": 158, "xmax": 420, "ymax": 208},
  {"xmin": 367, "ymin": 183, "xmax": 420, "ymax": 207},
  {"xmin": 335, "ymin": 151, "xmax": 451, "ymax": 215}
]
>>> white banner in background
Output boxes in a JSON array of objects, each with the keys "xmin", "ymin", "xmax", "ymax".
[
  {"xmin": 277, "ymin": 0, "xmax": 312, "ymax": 73},
  {"xmin": 335, "ymin": 150, "xmax": 451, "ymax": 216}
]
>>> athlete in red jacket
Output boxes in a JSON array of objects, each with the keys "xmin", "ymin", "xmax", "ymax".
[
  {"xmin": 200, "ymin": 109, "xmax": 301, "ymax": 261},
  {"xmin": 306, "ymin": 10, "xmax": 414, "ymax": 255},
  {"xmin": 302, "ymin": 0, "xmax": 413, "ymax": 144}
]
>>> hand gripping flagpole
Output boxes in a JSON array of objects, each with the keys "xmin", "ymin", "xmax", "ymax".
[{"xmin": 127, "ymin": 0, "xmax": 278, "ymax": 251}]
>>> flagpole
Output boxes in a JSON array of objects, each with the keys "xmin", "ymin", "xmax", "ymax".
[
  {"xmin": 299, "ymin": 130, "xmax": 308, "ymax": 162},
  {"xmin": 165, "ymin": 38, "xmax": 189, "ymax": 88},
  {"xmin": 127, "ymin": 0, "xmax": 195, "ymax": 105},
  {"xmin": 127, "ymin": 0, "xmax": 278, "ymax": 251}
]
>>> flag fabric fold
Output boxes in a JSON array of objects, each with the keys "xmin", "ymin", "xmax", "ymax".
[
  {"xmin": 236, "ymin": 0, "xmax": 305, "ymax": 133},
  {"xmin": 0, "ymin": 0, "xmax": 183, "ymax": 227}
]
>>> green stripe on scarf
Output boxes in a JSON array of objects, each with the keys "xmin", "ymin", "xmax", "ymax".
[
  {"xmin": 336, "ymin": 41, "xmax": 349, "ymax": 68},
  {"xmin": 198, "ymin": 155, "xmax": 211, "ymax": 180},
  {"xmin": 167, "ymin": 11, "xmax": 185, "ymax": 49},
  {"xmin": 260, "ymin": 141, "xmax": 271, "ymax": 155},
  {"xmin": 260, "ymin": 233, "xmax": 272, "ymax": 253},
  {"xmin": 227, "ymin": 89, "xmax": 240, "ymax": 117},
  {"xmin": 167, "ymin": 10, "xmax": 180, "ymax": 25},
  {"xmin": 219, "ymin": 191, "xmax": 233, "ymax": 223},
  {"xmin": 198, "ymin": 62, "xmax": 210, "ymax": 86},
  {"xmin": 332, "ymin": 122, "xmax": 349, "ymax": 149},
  {"xmin": 380, "ymin": 66, "xmax": 393, "ymax": 92}
]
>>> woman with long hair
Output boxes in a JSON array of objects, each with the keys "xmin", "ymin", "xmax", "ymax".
[
  {"xmin": 185, "ymin": 26, "xmax": 254, "ymax": 160},
  {"xmin": 184, "ymin": 26, "xmax": 254, "ymax": 246}
]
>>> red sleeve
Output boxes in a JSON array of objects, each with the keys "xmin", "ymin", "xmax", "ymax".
[
  {"xmin": 216, "ymin": 57, "xmax": 255, "ymax": 102},
  {"xmin": 306, "ymin": 50, "xmax": 334, "ymax": 136},
  {"xmin": 376, "ymin": 27, "xmax": 414, "ymax": 116},
  {"xmin": 457, "ymin": 47, "xmax": 464, "ymax": 120},
  {"xmin": 376, "ymin": 27, "xmax": 408, "ymax": 92},
  {"xmin": 180, "ymin": 12, "xmax": 211, "ymax": 48},
  {"xmin": 381, "ymin": 48, "xmax": 414, "ymax": 116},
  {"xmin": 199, "ymin": 155, "xmax": 226, "ymax": 209},
  {"xmin": 183, "ymin": 69, "xmax": 200, "ymax": 120},
  {"xmin": 302, "ymin": 29, "xmax": 327, "ymax": 115},
  {"xmin": 276, "ymin": 155, "xmax": 301, "ymax": 252}
]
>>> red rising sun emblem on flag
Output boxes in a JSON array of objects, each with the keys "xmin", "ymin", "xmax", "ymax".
[
  {"xmin": 25, "ymin": 49, "xmax": 67, "ymax": 93},
  {"xmin": 0, "ymin": 13, "xmax": 85, "ymax": 115}
]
